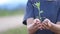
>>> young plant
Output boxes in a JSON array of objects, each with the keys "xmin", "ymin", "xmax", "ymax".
[{"xmin": 33, "ymin": 2, "xmax": 43, "ymax": 21}]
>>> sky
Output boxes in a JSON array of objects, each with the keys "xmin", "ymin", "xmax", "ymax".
[
  {"xmin": 0, "ymin": 0, "xmax": 28, "ymax": 5},
  {"xmin": 0, "ymin": 0, "xmax": 28, "ymax": 10}
]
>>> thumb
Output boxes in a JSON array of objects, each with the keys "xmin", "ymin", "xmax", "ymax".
[
  {"xmin": 44, "ymin": 19, "xmax": 52, "ymax": 28},
  {"xmin": 44, "ymin": 18, "xmax": 51, "ymax": 23},
  {"xmin": 43, "ymin": 18, "xmax": 52, "ymax": 26}
]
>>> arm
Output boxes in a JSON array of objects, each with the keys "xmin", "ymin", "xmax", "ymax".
[
  {"xmin": 27, "ymin": 18, "xmax": 34, "ymax": 25},
  {"xmin": 52, "ymin": 22, "xmax": 60, "ymax": 31},
  {"xmin": 42, "ymin": 19, "xmax": 60, "ymax": 34},
  {"xmin": 42, "ymin": 10, "xmax": 60, "ymax": 34},
  {"xmin": 23, "ymin": 0, "xmax": 42, "ymax": 34},
  {"xmin": 53, "ymin": 9, "xmax": 60, "ymax": 34},
  {"xmin": 50, "ymin": 22, "xmax": 60, "ymax": 34}
]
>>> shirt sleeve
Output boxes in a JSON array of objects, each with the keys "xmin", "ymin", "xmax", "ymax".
[{"xmin": 23, "ymin": 0, "xmax": 34, "ymax": 25}]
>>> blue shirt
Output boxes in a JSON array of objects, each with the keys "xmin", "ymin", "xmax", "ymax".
[{"xmin": 23, "ymin": 0, "xmax": 60, "ymax": 34}]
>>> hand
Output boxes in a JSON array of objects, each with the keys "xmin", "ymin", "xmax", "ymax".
[
  {"xmin": 27, "ymin": 19, "xmax": 42, "ymax": 34},
  {"xmin": 42, "ymin": 19, "xmax": 60, "ymax": 34},
  {"xmin": 42, "ymin": 19, "xmax": 53, "ymax": 30}
]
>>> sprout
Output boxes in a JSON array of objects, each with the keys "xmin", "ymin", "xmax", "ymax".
[
  {"xmin": 34, "ymin": 2, "xmax": 40, "ymax": 10},
  {"xmin": 33, "ymin": 2, "xmax": 44, "ymax": 21}
]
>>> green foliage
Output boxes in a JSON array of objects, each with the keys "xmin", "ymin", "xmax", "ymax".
[
  {"xmin": 33, "ymin": 2, "xmax": 44, "ymax": 20},
  {"xmin": 35, "ymin": 2, "xmax": 40, "ymax": 10},
  {"xmin": 0, "ymin": 10, "xmax": 24, "ymax": 16},
  {"xmin": 2, "ymin": 26, "xmax": 27, "ymax": 34}
]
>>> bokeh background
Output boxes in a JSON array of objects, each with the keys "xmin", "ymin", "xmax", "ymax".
[{"xmin": 0, "ymin": 0, "xmax": 28, "ymax": 34}]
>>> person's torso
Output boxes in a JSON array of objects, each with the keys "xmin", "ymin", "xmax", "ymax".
[
  {"xmin": 31, "ymin": 0, "xmax": 59, "ymax": 23},
  {"xmin": 31, "ymin": 0, "xmax": 59, "ymax": 34}
]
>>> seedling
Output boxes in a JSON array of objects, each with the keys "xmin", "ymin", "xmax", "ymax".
[{"xmin": 33, "ymin": 2, "xmax": 44, "ymax": 21}]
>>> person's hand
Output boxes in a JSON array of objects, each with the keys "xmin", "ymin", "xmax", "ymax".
[
  {"xmin": 27, "ymin": 19, "xmax": 42, "ymax": 34},
  {"xmin": 42, "ymin": 19, "xmax": 53, "ymax": 30},
  {"xmin": 42, "ymin": 19, "xmax": 60, "ymax": 34}
]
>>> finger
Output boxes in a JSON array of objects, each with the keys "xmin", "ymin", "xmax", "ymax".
[
  {"xmin": 42, "ymin": 23, "xmax": 49, "ymax": 29},
  {"xmin": 35, "ymin": 18, "xmax": 41, "ymax": 23},
  {"xmin": 27, "ymin": 19, "xmax": 41, "ymax": 29},
  {"xmin": 34, "ymin": 23, "xmax": 42, "ymax": 30},
  {"xmin": 38, "ymin": 24, "xmax": 42, "ymax": 30},
  {"xmin": 43, "ymin": 19, "xmax": 52, "ymax": 27},
  {"xmin": 33, "ymin": 22, "xmax": 40, "ymax": 27},
  {"xmin": 35, "ymin": 22, "xmax": 41, "ymax": 28},
  {"xmin": 42, "ymin": 19, "xmax": 49, "ymax": 29},
  {"xmin": 42, "ymin": 18, "xmax": 51, "ymax": 25},
  {"xmin": 33, "ymin": 20, "xmax": 38, "ymax": 26},
  {"xmin": 33, "ymin": 19, "xmax": 42, "ymax": 30},
  {"xmin": 42, "ymin": 19, "xmax": 52, "ymax": 29},
  {"xmin": 41, "ymin": 23, "xmax": 46, "ymax": 29},
  {"xmin": 33, "ymin": 19, "xmax": 41, "ymax": 27},
  {"xmin": 38, "ymin": 23, "xmax": 44, "ymax": 30},
  {"xmin": 42, "ymin": 26, "xmax": 46, "ymax": 29},
  {"xmin": 42, "ymin": 21, "xmax": 48, "ymax": 26},
  {"xmin": 31, "ymin": 24, "xmax": 41, "ymax": 33},
  {"xmin": 27, "ymin": 23, "xmax": 40, "ymax": 32},
  {"xmin": 39, "ymin": 25, "xmax": 43, "ymax": 30},
  {"xmin": 44, "ymin": 19, "xmax": 51, "ymax": 23},
  {"xmin": 27, "ymin": 22, "xmax": 38, "ymax": 29}
]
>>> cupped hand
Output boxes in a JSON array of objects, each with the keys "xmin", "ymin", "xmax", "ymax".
[
  {"xmin": 27, "ymin": 19, "xmax": 42, "ymax": 34},
  {"xmin": 42, "ymin": 19, "xmax": 53, "ymax": 30}
]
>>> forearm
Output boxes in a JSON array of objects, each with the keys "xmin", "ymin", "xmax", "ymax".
[
  {"xmin": 27, "ymin": 18, "xmax": 35, "ymax": 34},
  {"xmin": 50, "ymin": 22, "xmax": 60, "ymax": 34},
  {"xmin": 27, "ymin": 18, "xmax": 34, "ymax": 25}
]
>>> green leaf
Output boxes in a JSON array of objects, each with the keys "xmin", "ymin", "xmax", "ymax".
[
  {"xmin": 33, "ymin": 2, "xmax": 44, "ymax": 20},
  {"xmin": 40, "ymin": 10, "xmax": 43, "ymax": 14},
  {"xmin": 35, "ymin": 2, "xmax": 40, "ymax": 9}
]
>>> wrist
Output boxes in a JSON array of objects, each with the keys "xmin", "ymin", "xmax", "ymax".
[
  {"xmin": 27, "ymin": 24, "xmax": 36, "ymax": 34},
  {"xmin": 49, "ymin": 22, "xmax": 56, "ymax": 32}
]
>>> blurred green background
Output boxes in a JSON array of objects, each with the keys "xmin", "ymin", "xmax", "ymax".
[
  {"xmin": 0, "ymin": 0, "xmax": 28, "ymax": 34},
  {"xmin": 0, "ymin": 9, "xmax": 24, "ymax": 16},
  {"xmin": 1, "ymin": 25, "xmax": 27, "ymax": 34}
]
